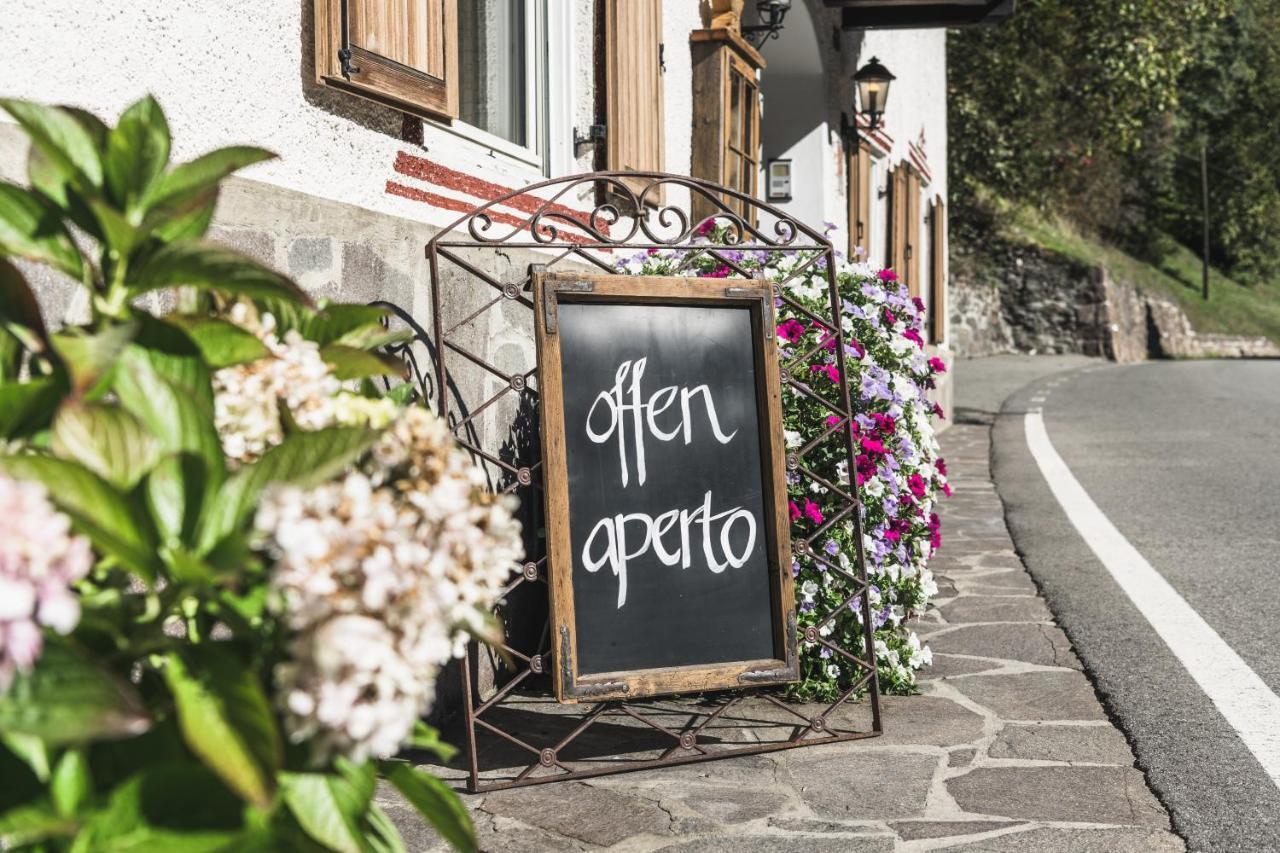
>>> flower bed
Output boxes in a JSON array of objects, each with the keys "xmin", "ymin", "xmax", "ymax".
[{"xmin": 628, "ymin": 236, "xmax": 949, "ymax": 699}]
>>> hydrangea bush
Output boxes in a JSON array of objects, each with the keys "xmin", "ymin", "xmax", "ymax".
[
  {"xmin": 0, "ymin": 97, "xmax": 506, "ymax": 851},
  {"xmin": 630, "ymin": 231, "xmax": 949, "ymax": 699}
]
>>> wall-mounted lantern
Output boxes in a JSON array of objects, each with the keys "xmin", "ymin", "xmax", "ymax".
[
  {"xmin": 840, "ymin": 56, "xmax": 896, "ymax": 143},
  {"xmin": 742, "ymin": 0, "xmax": 793, "ymax": 48}
]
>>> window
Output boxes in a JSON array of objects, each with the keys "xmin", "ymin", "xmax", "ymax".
[
  {"xmin": 458, "ymin": 1, "xmax": 528, "ymax": 147},
  {"xmin": 602, "ymin": 0, "xmax": 665, "ymax": 198},
  {"xmin": 315, "ymin": 0, "xmax": 548, "ymax": 164},
  {"xmin": 314, "ymin": 0, "xmax": 459, "ymax": 121},
  {"xmin": 690, "ymin": 30, "xmax": 764, "ymax": 222},
  {"xmin": 847, "ymin": 140, "xmax": 872, "ymax": 259}
]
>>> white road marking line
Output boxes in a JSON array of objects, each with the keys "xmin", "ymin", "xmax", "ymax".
[{"xmin": 1025, "ymin": 409, "xmax": 1280, "ymax": 789}]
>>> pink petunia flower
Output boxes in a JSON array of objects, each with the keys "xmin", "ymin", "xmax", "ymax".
[
  {"xmin": 928, "ymin": 356, "xmax": 947, "ymax": 374},
  {"xmin": 803, "ymin": 499, "xmax": 824, "ymax": 525},
  {"xmin": 878, "ymin": 269, "xmax": 898, "ymax": 282},
  {"xmin": 908, "ymin": 473, "xmax": 928, "ymax": 499}
]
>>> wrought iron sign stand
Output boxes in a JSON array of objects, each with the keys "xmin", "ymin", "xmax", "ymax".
[{"xmin": 382, "ymin": 172, "xmax": 882, "ymax": 792}]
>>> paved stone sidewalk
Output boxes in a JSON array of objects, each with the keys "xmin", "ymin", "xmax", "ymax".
[{"xmin": 382, "ymin": 420, "xmax": 1181, "ymax": 851}]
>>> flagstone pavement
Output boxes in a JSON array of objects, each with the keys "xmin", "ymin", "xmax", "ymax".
[{"xmin": 381, "ymin": 413, "xmax": 1182, "ymax": 852}]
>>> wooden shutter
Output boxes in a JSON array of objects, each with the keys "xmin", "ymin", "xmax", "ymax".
[
  {"xmin": 847, "ymin": 141, "xmax": 872, "ymax": 259},
  {"xmin": 604, "ymin": 0, "xmax": 665, "ymax": 197},
  {"xmin": 886, "ymin": 165, "xmax": 907, "ymax": 276},
  {"xmin": 930, "ymin": 197, "xmax": 946, "ymax": 344},
  {"xmin": 905, "ymin": 169, "xmax": 922, "ymax": 298},
  {"xmin": 315, "ymin": 0, "xmax": 458, "ymax": 121}
]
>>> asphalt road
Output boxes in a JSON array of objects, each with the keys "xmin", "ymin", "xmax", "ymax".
[{"xmin": 989, "ymin": 359, "xmax": 1280, "ymax": 852}]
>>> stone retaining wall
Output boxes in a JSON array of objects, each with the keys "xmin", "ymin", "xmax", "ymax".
[{"xmin": 950, "ymin": 235, "xmax": 1280, "ymax": 362}]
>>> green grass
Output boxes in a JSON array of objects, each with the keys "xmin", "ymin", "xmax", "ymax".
[{"xmin": 995, "ymin": 202, "xmax": 1280, "ymax": 344}]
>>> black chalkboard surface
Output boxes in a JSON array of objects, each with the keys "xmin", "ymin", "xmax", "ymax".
[{"xmin": 537, "ymin": 272, "xmax": 797, "ymax": 702}]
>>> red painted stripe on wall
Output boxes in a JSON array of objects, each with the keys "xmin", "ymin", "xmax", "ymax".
[
  {"xmin": 392, "ymin": 151, "xmax": 608, "ymax": 236},
  {"xmin": 385, "ymin": 180, "xmax": 597, "ymax": 246}
]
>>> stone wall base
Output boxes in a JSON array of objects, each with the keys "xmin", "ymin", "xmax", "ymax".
[{"xmin": 949, "ymin": 235, "xmax": 1280, "ymax": 362}]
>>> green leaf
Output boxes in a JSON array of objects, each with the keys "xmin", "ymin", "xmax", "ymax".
[
  {"xmin": 51, "ymin": 322, "xmax": 137, "ymax": 396},
  {"xmin": 150, "ymin": 188, "xmax": 219, "ymax": 244},
  {"xmin": 321, "ymin": 344, "xmax": 407, "ymax": 380},
  {"xmin": 114, "ymin": 347, "xmax": 222, "ymax": 476},
  {"xmin": 158, "ymin": 544, "xmax": 217, "ymax": 585},
  {"xmin": 74, "ymin": 761, "xmax": 244, "ymax": 852},
  {"xmin": 0, "ymin": 801, "xmax": 78, "ymax": 848},
  {"xmin": 0, "ymin": 454, "xmax": 158, "ymax": 580},
  {"xmin": 52, "ymin": 401, "xmax": 162, "ymax": 490},
  {"xmin": 0, "ymin": 99, "xmax": 104, "ymax": 190},
  {"xmin": 163, "ymin": 648, "xmax": 281, "ymax": 809},
  {"xmin": 142, "ymin": 146, "xmax": 274, "ymax": 212},
  {"xmin": 284, "ymin": 304, "xmax": 390, "ymax": 347},
  {"xmin": 380, "ymin": 762, "xmax": 475, "ymax": 853},
  {"xmin": 50, "ymin": 749, "xmax": 91, "ymax": 817},
  {"xmin": 334, "ymin": 324, "xmax": 414, "ymax": 352},
  {"xmin": 280, "ymin": 772, "xmax": 374, "ymax": 853},
  {"xmin": 145, "ymin": 452, "xmax": 210, "ymax": 546},
  {"xmin": 196, "ymin": 427, "xmax": 377, "ymax": 554},
  {"xmin": 130, "ymin": 241, "xmax": 309, "ymax": 305},
  {"xmin": 0, "ymin": 257, "xmax": 50, "ymax": 352},
  {"xmin": 365, "ymin": 804, "xmax": 407, "ymax": 853},
  {"xmin": 105, "ymin": 95, "xmax": 171, "ymax": 211},
  {"xmin": 0, "ymin": 636, "xmax": 150, "ymax": 745},
  {"xmin": 406, "ymin": 722, "xmax": 457, "ymax": 763},
  {"xmin": 129, "ymin": 313, "xmax": 215, "ymax": 411},
  {"xmin": 168, "ymin": 316, "xmax": 269, "ymax": 369},
  {"xmin": 88, "ymin": 195, "xmax": 143, "ymax": 259},
  {"xmin": 0, "ymin": 378, "xmax": 63, "ymax": 440},
  {"xmin": 3, "ymin": 732, "xmax": 50, "ymax": 784},
  {"xmin": 0, "ymin": 182, "xmax": 85, "ymax": 281}
]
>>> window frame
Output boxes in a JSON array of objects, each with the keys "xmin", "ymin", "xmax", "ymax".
[{"xmin": 432, "ymin": 0, "xmax": 549, "ymax": 170}]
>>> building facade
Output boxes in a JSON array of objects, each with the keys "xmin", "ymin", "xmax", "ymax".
[{"xmin": 4, "ymin": 0, "xmax": 958, "ymax": 420}]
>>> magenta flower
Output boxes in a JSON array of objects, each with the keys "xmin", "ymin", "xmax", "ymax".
[
  {"xmin": 878, "ymin": 269, "xmax": 898, "ymax": 282},
  {"xmin": 789, "ymin": 500, "xmax": 802, "ymax": 523},
  {"xmin": 928, "ymin": 356, "xmax": 947, "ymax": 374},
  {"xmin": 903, "ymin": 328, "xmax": 924, "ymax": 349},
  {"xmin": 884, "ymin": 309, "xmax": 898, "ymax": 327},
  {"xmin": 908, "ymin": 473, "xmax": 928, "ymax": 498},
  {"xmin": 860, "ymin": 436, "xmax": 887, "ymax": 455},
  {"xmin": 803, "ymin": 499, "xmax": 824, "ymax": 525},
  {"xmin": 777, "ymin": 318, "xmax": 807, "ymax": 342}
]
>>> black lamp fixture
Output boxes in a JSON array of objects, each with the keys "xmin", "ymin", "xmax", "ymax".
[
  {"xmin": 742, "ymin": 0, "xmax": 793, "ymax": 48},
  {"xmin": 841, "ymin": 56, "xmax": 896, "ymax": 142}
]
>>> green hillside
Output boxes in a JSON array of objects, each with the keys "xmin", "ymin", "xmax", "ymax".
[{"xmin": 1003, "ymin": 205, "xmax": 1280, "ymax": 345}]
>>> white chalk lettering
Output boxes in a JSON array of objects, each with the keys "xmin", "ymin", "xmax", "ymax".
[
  {"xmin": 585, "ymin": 358, "xmax": 738, "ymax": 486},
  {"xmin": 582, "ymin": 491, "xmax": 757, "ymax": 608}
]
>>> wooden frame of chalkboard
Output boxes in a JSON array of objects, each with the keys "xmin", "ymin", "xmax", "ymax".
[{"xmin": 535, "ymin": 270, "xmax": 798, "ymax": 702}]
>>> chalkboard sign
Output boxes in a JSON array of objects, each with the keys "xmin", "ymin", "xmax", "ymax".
[{"xmin": 536, "ymin": 271, "xmax": 797, "ymax": 702}]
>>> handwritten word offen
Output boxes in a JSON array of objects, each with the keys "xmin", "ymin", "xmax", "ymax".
[
  {"xmin": 583, "ymin": 491, "xmax": 757, "ymax": 609},
  {"xmin": 585, "ymin": 357, "xmax": 737, "ymax": 487}
]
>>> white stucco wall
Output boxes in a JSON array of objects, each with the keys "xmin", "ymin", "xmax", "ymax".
[{"xmin": 2, "ymin": 0, "xmax": 642, "ymax": 229}]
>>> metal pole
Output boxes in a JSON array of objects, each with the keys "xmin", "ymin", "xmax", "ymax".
[{"xmin": 1201, "ymin": 140, "xmax": 1211, "ymax": 301}]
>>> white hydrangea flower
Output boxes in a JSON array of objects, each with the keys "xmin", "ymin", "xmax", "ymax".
[
  {"xmin": 258, "ymin": 406, "xmax": 523, "ymax": 764},
  {"xmin": 0, "ymin": 476, "xmax": 93, "ymax": 690},
  {"xmin": 212, "ymin": 305, "xmax": 344, "ymax": 465}
]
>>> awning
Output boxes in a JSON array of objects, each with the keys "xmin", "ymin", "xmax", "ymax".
[{"xmin": 826, "ymin": 0, "xmax": 1015, "ymax": 30}]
